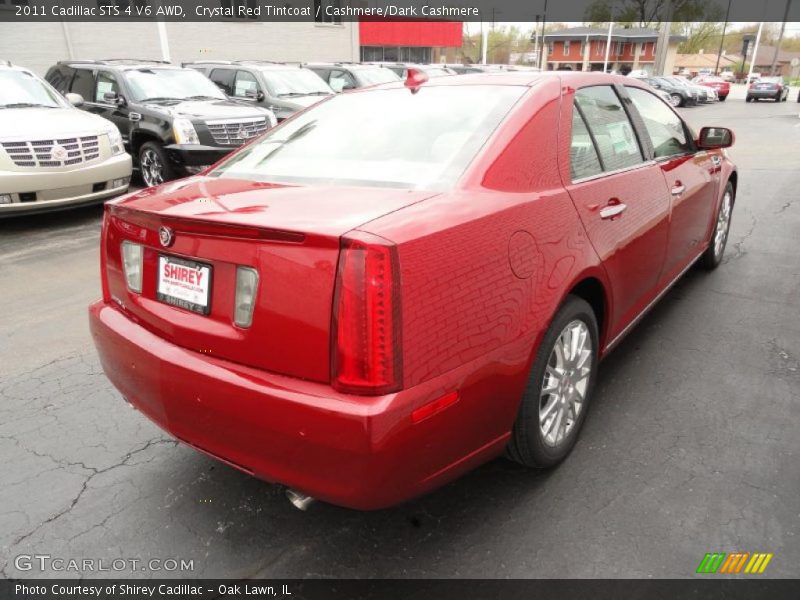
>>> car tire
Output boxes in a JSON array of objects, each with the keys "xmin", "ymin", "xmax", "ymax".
[
  {"xmin": 507, "ymin": 296, "xmax": 599, "ymax": 469},
  {"xmin": 139, "ymin": 142, "xmax": 175, "ymax": 188},
  {"xmin": 669, "ymin": 93, "xmax": 683, "ymax": 107},
  {"xmin": 701, "ymin": 181, "xmax": 735, "ymax": 270},
  {"xmin": 719, "ymin": 95, "xmax": 727, "ymax": 102},
  {"xmin": 746, "ymin": 96, "xmax": 752, "ymax": 102}
]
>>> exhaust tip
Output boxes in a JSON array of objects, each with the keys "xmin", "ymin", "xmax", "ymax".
[{"xmin": 286, "ymin": 488, "xmax": 315, "ymax": 511}]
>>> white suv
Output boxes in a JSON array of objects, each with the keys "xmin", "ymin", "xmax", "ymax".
[{"xmin": 0, "ymin": 62, "xmax": 132, "ymax": 217}]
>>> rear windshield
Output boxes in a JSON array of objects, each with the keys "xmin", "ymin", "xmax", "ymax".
[{"xmin": 210, "ymin": 85, "xmax": 525, "ymax": 190}]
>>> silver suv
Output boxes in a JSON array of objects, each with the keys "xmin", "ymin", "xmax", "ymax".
[{"xmin": 0, "ymin": 61, "xmax": 132, "ymax": 217}]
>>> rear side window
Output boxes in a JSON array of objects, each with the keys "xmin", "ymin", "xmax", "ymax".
[
  {"xmin": 209, "ymin": 68, "xmax": 236, "ymax": 95},
  {"xmin": 70, "ymin": 69, "xmax": 95, "ymax": 100},
  {"xmin": 626, "ymin": 87, "xmax": 691, "ymax": 158},
  {"xmin": 575, "ymin": 86, "xmax": 643, "ymax": 172},
  {"xmin": 570, "ymin": 106, "xmax": 603, "ymax": 180}
]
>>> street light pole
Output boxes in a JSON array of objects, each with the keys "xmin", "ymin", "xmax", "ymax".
[
  {"xmin": 770, "ymin": 0, "xmax": 792, "ymax": 76},
  {"xmin": 603, "ymin": 21, "xmax": 613, "ymax": 73},
  {"xmin": 714, "ymin": 0, "xmax": 733, "ymax": 75}
]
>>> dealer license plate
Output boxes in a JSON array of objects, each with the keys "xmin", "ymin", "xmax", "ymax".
[{"xmin": 156, "ymin": 255, "xmax": 212, "ymax": 315}]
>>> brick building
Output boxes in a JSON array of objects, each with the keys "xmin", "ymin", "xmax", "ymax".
[{"xmin": 542, "ymin": 26, "xmax": 684, "ymax": 74}]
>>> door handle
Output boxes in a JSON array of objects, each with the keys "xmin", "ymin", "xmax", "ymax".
[
  {"xmin": 671, "ymin": 182, "xmax": 686, "ymax": 196},
  {"xmin": 599, "ymin": 202, "xmax": 627, "ymax": 220}
]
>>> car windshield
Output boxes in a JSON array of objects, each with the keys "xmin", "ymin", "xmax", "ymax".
[
  {"xmin": 210, "ymin": 85, "xmax": 524, "ymax": 190},
  {"xmin": 126, "ymin": 68, "xmax": 227, "ymax": 102},
  {"xmin": 760, "ymin": 77, "xmax": 782, "ymax": 84},
  {"xmin": 262, "ymin": 69, "xmax": 333, "ymax": 96},
  {"xmin": 0, "ymin": 70, "xmax": 65, "ymax": 108},
  {"xmin": 356, "ymin": 67, "xmax": 401, "ymax": 86}
]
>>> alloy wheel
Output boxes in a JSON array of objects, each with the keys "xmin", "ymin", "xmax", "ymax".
[
  {"xmin": 141, "ymin": 149, "xmax": 164, "ymax": 187},
  {"xmin": 669, "ymin": 94, "xmax": 681, "ymax": 107},
  {"xmin": 539, "ymin": 320, "xmax": 593, "ymax": 448},
  {"xmin": 714, "ymin": 190, "xmax": 733, "ymax": 258}
]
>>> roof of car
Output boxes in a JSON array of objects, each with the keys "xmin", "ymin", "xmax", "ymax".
[
  {"xmin": 184, "ymin": 60, "xmax": 309, "ymax": 71},
  {"xmin": 363, "ymin": 71, "xmax": 645, "ymax": 90},
  {"xmin": 304, "ymin": 62, "xmax": 391, "ymax": 70},
  {"xmin": 58, "ymin": 59, "xmax": 179, "ymax": 70}
]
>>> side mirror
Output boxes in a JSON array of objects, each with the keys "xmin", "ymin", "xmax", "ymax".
[
  {"xmin": 245, "ymin": 89, "xmax": 265, "ymax": 102},
  {"xmin": 65, "ymin": 92, "xmax": 84, "ymax": 107},
  {"xmin": 697, "ymin": 126, "xmax": 734, "ymax": 150},
  {"xmin": 103, "ymin": 91, "xmax": 126, "ymax": 107}
]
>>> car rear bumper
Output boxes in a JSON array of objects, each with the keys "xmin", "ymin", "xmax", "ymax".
[
  {"xmin": 89, "ymin": 301, "xmax": 528, "ymax": 509},
  {"xmin": 0, "ymin": 153, "xmax": 131, "ymax": 217},
  {"xmin": 164, "ymin": 144, "xmax": 235, "ymax": 168},
  {"xmin": 747, "ymin": 89, "xmax": 782, "ymax": 98}
]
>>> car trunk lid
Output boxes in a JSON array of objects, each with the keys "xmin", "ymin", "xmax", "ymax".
[{"xmin": 104, "ymin": 176, "xmax": 434, "ymax": 383}]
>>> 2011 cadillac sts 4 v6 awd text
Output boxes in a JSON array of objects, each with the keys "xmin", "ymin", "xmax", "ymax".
[{"xmin": 89, "ymin": 72, "xmax": 737, "ymax": 510}]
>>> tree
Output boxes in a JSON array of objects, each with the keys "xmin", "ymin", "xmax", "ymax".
[
  {"xmin": 585, "ymin": 0, "xmax": 724, "ymax": 28},
  {"xmin": 676, "ymin": 21, "xmax": 724, "ymax": 53}
]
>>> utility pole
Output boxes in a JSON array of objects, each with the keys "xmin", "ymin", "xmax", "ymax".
[
  {"xmin": 714, "ymin": 0, "xmax": 733, "ymax": 75},
  {"xmin": 747, "ymin": 21, "xmax": 764, "ymax": 82},
  {"xmin": 653, "ymin": 0, "xmax": 674, "ymax": 76},
  {"xmin": 770, "ymin": 0, "xmax": 792, "ymax": 76},
  {"xmin": 538, "ymin": 0, "xmax": 548, "ymax": 70}
]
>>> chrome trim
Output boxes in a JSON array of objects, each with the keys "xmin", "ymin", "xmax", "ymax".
[
  {"xmin": 604, "ymin": 251, "xmax": 704, "ymax": 354},
  {"xmin": 571, "ymin": 160, "xmax": 656, "ymax": 185}
]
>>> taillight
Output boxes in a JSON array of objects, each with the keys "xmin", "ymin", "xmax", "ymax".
[
  {"xmin": 332, "ymin": 232, "xmax": 402, "ymax": 395},
  {"xmin": 234, "ymin": 266, "xmax": 259, "ymax": 328},
  {"xmin": 121, "ymin": 241, "xmax": 143, "ymax": 293}
]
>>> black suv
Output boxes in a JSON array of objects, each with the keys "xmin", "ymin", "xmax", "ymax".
[
  {"xmin": 303, "ymin": 63, "xmax": 400, "ymax": 92},
  {"xmin": 45, "ymin": 59, "xmax": 276, "ymax": 187},
  {"xmin": 184, "ymin": 61, "xmax": 333, "ymax": 122}
]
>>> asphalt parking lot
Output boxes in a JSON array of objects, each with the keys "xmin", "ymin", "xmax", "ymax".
[{"xmin": 1, "ymin": 84, "xmax": 799, "ymax": 579}]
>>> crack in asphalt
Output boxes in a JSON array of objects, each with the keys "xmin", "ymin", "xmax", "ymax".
[
  {"xmin": 722, "ymin": 211, "xmax": 757, "ymax": 264},
  {"xmin": 0, "ymin": 437, "xmax": 176, "ymax": 578}
]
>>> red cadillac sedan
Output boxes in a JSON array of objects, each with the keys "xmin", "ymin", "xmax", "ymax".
[
  {"xmin": 692, "ymin": 75, "xmax": 731, "ymax": 101},
  {"xmin": 90, "ymin": 72, "xmax": 737, "ymax": 510}
]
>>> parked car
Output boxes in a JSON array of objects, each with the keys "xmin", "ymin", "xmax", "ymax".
[
  {"xmin": 665, "ymin": 76, "xmax": 711, "ymax": 103},
  {"xmin": 45, "ymin": 60, "xmax": 276, "ymax": 187},
  {"xmin": 0, "ymin": 61, "xmax": 131, "ymax": 217},
  {"xmin": 719, "ymin": 70, "xmax": 735, "ymax": 82},
  {"xmin": 746, "ymin": 76, "xmax": 791, "ymax": 102},
  {"xmin": 89, "ymin": 72, "xmax": 737, "ymax": 510},
  {"xmin": 632, "ymin": 76, "xmax": 696, "ymax": 107},
  {"xmin": 692, "ymin": 75, "xmax": 730, "ymax": 101},
  {"xmin": 304, "ymin": 62, "xmax": 400, "ymax": 92},
  {"xmin": 184, "ymin": 61, "xmax": 333, "ymax": 122}
]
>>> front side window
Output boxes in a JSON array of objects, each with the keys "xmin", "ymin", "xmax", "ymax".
[
  {"xmin": 95, "ymin": 71, "xmax": 120, "ymax": 103},
  {"xmin": 575, "ymin": 86, "xmax": 644, "ymax": 172},
  {"xmin": 210, "ymin": 85, "xmax": 525, "ymax": 190},
  {"xmin": 626, "ymin": 87, "xmax": 691, "ymax": 158},
  {"xmin": 0, "ymin": 70, "xmax": 66, "ymax": 108},
  {"xmin": 125, "ymin": 68, "xmax": 227, "ymax": 102},
  {"xmin": 233, "ymin": 71, "xmax": 260, "ymax": 98}
]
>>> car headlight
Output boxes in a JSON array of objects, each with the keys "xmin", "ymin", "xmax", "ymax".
[
  {"xmin": 173, "ymin": 118, "xmax": 200, "ymax": 145},
  {"xmin": 106, "ymin": 127, "xmax": 124, "ymax": 156}
]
